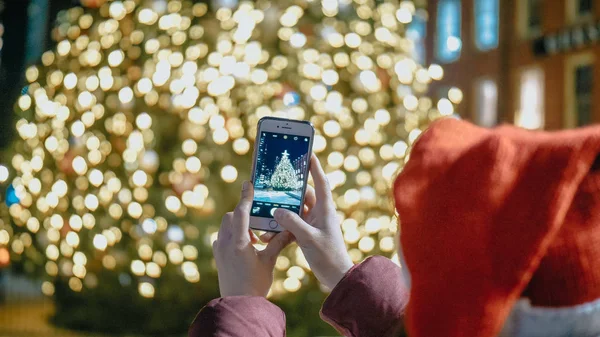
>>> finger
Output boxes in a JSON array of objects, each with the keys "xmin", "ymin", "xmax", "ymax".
[
  {"xmin": 260, "ymin": 232, "xmax": 277, "ymax": 243},
  {"xmin": 303, "ymin": 205, "xmax": 310, "ymax": 218},
  {"xmin": 212, "ymin": 240, "xmax": 220, "ymax": 261},
  {"xmin": 304, "ymin": 184, "xmax": 316, "ymax": 210},
  {"xmin": 232, "ymin": 181, "xmax": 254, "ymax": 244},
  {"xmin": 309, "ymin": 154, "xmax": 333, "ymax": 204},
  {"xmin": 249, "ymin": 230, "xmax": 259, "ymax": 244},
  {"xmin": 274, "ymin": 208, "xmax": 316, "ymax": 241},
  {"xmin": 260, "ymin": 231, "xmax": 295, "ymax": 260},
  {"xmin": 217, "ymin": 212, "xmax": 234, "ymax": 241}
]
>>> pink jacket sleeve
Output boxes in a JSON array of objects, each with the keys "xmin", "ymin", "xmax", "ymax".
[
  {"xmin": 189, "ymin": 256, "xmax": 407, "ymax": 337},
  {"xmin": 188, "ymin": 296, "xmax": 286, "ymax": 337},
  {"xmin": 320, "ymin": 255, "xmax": 409, "ymax": 337}
]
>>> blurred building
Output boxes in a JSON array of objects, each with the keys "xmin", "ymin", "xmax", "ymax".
[{"xmin": 425, "ymin": 0, "xmax": 599, "ymax": 130}]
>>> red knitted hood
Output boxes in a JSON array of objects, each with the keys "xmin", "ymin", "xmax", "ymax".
[{"xmin": 393, "ymin": 118, "xmax": 600, "ymax": 337}]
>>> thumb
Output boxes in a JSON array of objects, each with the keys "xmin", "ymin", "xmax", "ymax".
[
  {"xmin": 260, "ymin": 231, "xmax": 295, "ymax": 260},
  {"xmin": 273, "ymin": 209, "xmax": 315, "ymax": 242}
]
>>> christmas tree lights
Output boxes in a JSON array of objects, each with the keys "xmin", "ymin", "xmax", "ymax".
[{"xmin": 0, "ymin": 0, "xmax": 460, "ymax": 334}]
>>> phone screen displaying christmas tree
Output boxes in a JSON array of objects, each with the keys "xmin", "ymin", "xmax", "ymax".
[{"xmin": 251, "ymin": 131, "xmax": 311, "ymax": 219}]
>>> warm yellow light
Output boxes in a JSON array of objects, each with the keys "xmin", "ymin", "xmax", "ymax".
[
  {"xmin": 136, "ymin": 113, "xmax": 152, "ymax": 130},
  {"xmin": 41, "ymin": 281, "xmax": 55, "ymax": 296},
  {"xmin": 71, "ymin": 121, "xmax": 85, "ymax": 137},
  {"xmin": 343, "ymin": 155, "xmax": 360, "ymax": 172},
  {"xmin": 46, "ymin": 245, "xmax": 59, "ymax": 260},
  {"xmin": 0, "ymin": 165, "xmax": 9, "ymax": 183},
  {"xmin": 127, "ymin": 202, "xmax": 143, "ymax": 218},
  {"xmin": 137, "ymin": 78, "xmax": 153, "ymax": 94},
  {"xmin": 358, "ymin": 236, "xmax": 375, "ymax": 252},
  {"xmin": 108, "ymin": 50, "xmax": 125, "ymax": 67},
  {"xmin": 26, "ymin": 218, "xmax": 40, "ymax": 233},
  {"xmin": 89, "ymin": 169, "xmax": 104, "ymax": 187},
  {"xmin": 221, "ymin": 165, "xmax": 238, "ymax": 183},
  {"xmin": 233, "ymin": 138, "xmax": 250, "ymax": 155},
  {"xmin": 18, "ymin": 95, "xmax": 32, "ymax": 111},
  {"xmin": 73, "ymin": 251, "xmax": 87, "ymax": 265},
  {"xmin": 72, "ymin": 262, "xmax": 87, "ymax": 279},
  {"xmin": 327, "ymin": 152, "xmax": 344, "ymax": 168},
  {"xmin": 153, "ymin": 251, "xmax": 168, "ymax": 267},
  {"xmin": 344, "ymin": 189, "xmax": 360, "ymax": 205},
  {"xmin": 165, "ymin": 196, "xmax": 182, "ymax": 213},
  {"xmin": 93, "ymin": 234, "xmax": 108, "ymax": 251},
  {"xmin": 119, "ymin": 87, "xmax": 134, "ymax": 104},
  {"xmin": 448, "ymin": 87, "xmax": 463, "ymax": 104},
  {"xmin": 213, "ymin": 128, "xmax": 229, "ymax": 144},
  {"xmin": 69, "ymin": 277, "xmax": 83, "ymax": 292},
  {"xmin": 66, "ymin": 232, "xmax": 80, "ymax": 247},
  {"xmin": 132, "ymin": 170, "xmax": 148, "ymax": 187},
  {"xmin": 437, "ymin": 98, "xmax": 454, "ymax": 116},
  {"xmin": 138, "ymin": 244, "xmax": 153, "ymax": 261},
  {"xmin": 131, "ymin": 259, "xmax": 146, "ymax": 276},
  {"xmin": 395, "ymin": 7, "xmax": 412, "ymax": 23},
  {"xmin": 283, "ymin": 277, "xmax": 301, "ymax": 292},
  {"xmin": 102, "ymin": 255, "xmax": 116, "ymax": 269},
  {"xmin": 185, "ymin": 157, "xmax": 201, "ymax": 173},
  {"xmin": 428, "ymin": 64, "xmax": 444, "ymax": 80},
  {"xmin": 168, "ymin": 248, "xmax": 184, "ymax": 264},
  {"xmin": 393, "ymin": 141, "xmax": 408, "ymax": 158},
  {"xmin": 146, "ymin": 262, "xmax": 161, "ymax": 278},
  {"xmin": 323, "ymin": 120, "xmax": 341, "ymax": 138},
  {"xmin": 0, "ymin": 230, "xmax": 9, "ymax": 245},
  {"xmin": 380, "ymin": 237, "xmax": 395, "ymax": 252},
  {"xmin": 287, "ymin": 266, "xmax": 306, "ymax": 279},
  {"xmin": 408, "ymin": 129, "xmax": 422, "ymax": 144},
  {"xmin": 138, "ymin": 282, "xmax": 155, "ymax": 298},
  {"xmin": 50, "ymin": 214, "xmax": 64, "ymax": 229},
  {"xmin": 84, "ymin": 194, "xmax": 99, "ymax": 211}
]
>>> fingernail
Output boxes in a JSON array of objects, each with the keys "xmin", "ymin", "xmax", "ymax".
[{"xmin": 242, "ymin": 181, "xmax": 250, "ymax": 190}]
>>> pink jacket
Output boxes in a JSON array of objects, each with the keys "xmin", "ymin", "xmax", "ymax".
[{"xmin": 188, "ymin": 256, "xmax": 408, "ymax": 337}]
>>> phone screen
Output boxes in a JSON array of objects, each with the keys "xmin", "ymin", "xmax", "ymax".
[{"xmin": 252, "ymin": 131, "xmax": 311, "ymax": 219}]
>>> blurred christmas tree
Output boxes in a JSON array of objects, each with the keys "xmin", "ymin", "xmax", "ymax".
[
  {"xmin": 0, "ymin": 0, "xmax": 459, "ymax": 335},
  {"xmin": 271, "ymin": 150, "xmax": 297, "ymax": 190}
]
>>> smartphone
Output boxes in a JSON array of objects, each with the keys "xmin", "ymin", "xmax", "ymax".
[{"xmin": 249, "ymin": 117, "xmax": 315, "ymax": 232}]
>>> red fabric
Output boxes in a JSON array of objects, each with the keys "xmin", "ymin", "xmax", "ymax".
[
  {"xmin": 188, "ymin": 296, "xmax": 286, "ymax": 337},
  {"xmin": 189, "ymin": 256, "xmax": 407, "ymax": 337},
  {"xmin": 320, "ymin": 255, "xmax": 408, "ymax": 337},
  {"xmin": 393, "ymin": 118, "xmax": 600, "ymax": 337}
]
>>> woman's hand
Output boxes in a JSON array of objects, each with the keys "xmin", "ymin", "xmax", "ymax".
[
  {"xmin": 273, "ymin": 154, "xmax": 354, "ymax": 290},
  {"xmin": 213, "ymin": 181, "xmax": 295, "ymax": 297}
]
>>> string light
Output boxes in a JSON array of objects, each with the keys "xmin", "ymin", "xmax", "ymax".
[{"xmin": 0, "ymin": 0, "xmax": 452, "ymax": 301}]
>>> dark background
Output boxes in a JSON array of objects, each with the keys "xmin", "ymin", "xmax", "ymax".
[
  {"xmin": 0, "ymin": 0, "xmax": 97, "ymax": 149},
  {"xmin": 257, "ymin": 131, "xmax": 310, "ymax": 174}
]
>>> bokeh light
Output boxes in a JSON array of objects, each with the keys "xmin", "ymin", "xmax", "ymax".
[{"xmin": 0, "ymin": 0, "xmax": 453, "ymax": 301}]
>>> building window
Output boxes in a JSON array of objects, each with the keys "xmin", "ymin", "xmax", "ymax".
[
  {"xmin": 407, "ymin": 10, "xmax": 427, "ymax": 65},
  {"xmin": 578, "ymin": 0, "xmax": 593, "ymax": 15},
  {"xmin": 473, "ymin": 79, "xmax": 498, "ymax": 127},
  {"xmin": 436, "ymin": 0, "xmax": 461, "ymax": 63},
  {"xmin": 565, "ymin": 54, "xmax": 594, "ymax": 128},
  {"xmin": 518, "ymin": 0, "xmax": 542, "ymax": 38},
  {"xmin": 575, "ymin": 65, "xmax": 593, "ymax": 126},
  {"xmin": 474, "ymin": 0, "xmax": 499, "ymax": 51},
  {"xmin": 567, "ymin": 0, "xmax": 593, "ymax": 24},
  {"xmin": 516, "ymin": 68, "xmax": 544, "ymax": 130}
]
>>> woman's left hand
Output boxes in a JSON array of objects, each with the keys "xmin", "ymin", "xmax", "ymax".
[{"xmin": 213, "ymin": 181, "xmax": 295, "ymax": 297}]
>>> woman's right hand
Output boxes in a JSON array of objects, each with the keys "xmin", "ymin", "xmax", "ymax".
[{"xmin": 273, "ymin": 154, "xmax": 354, "ymax": 290}]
